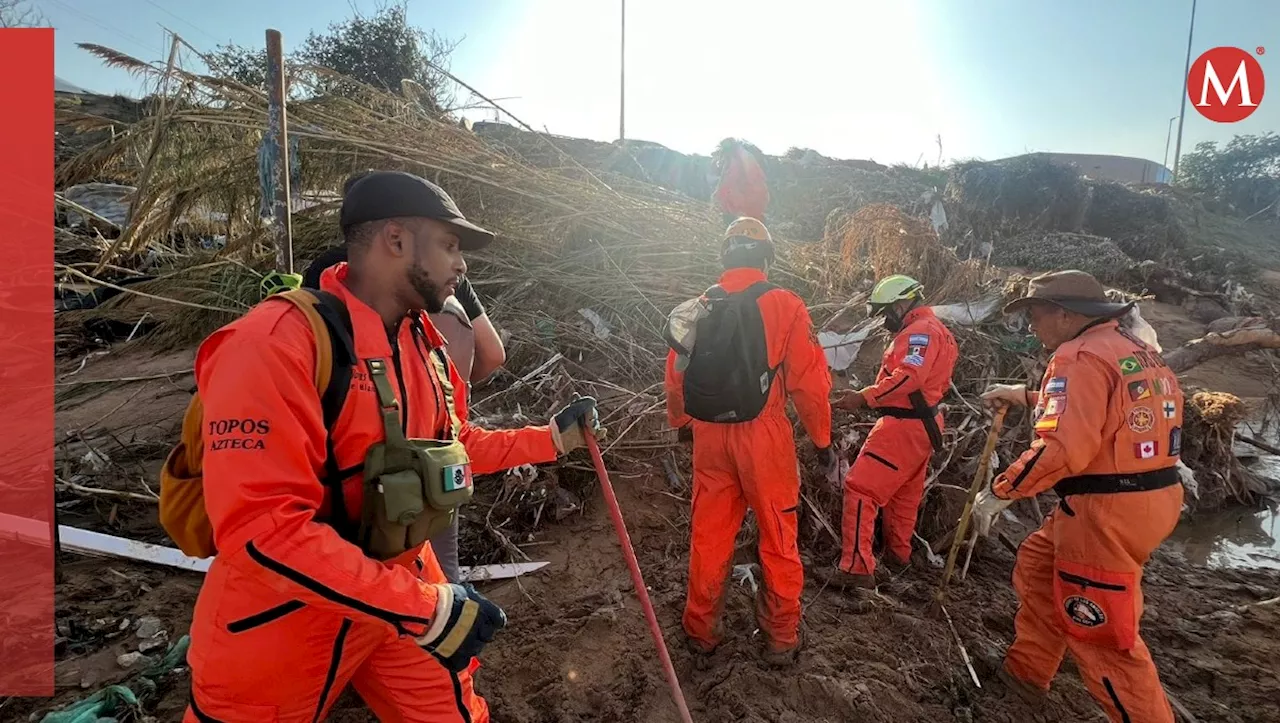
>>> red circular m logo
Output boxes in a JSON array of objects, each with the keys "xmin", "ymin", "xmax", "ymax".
[{"xmin": 1188, "ymin": 46, "xmax": 1265, "ymax": 123}]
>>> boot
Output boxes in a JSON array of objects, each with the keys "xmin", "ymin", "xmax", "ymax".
[
  {"xmin": 998, "ymin": 661, "xmax": 1048, "ymax": 705},
  {"xmin": 760, "ymin": 627, "xmax": 805, "ymax": 668},
  {"xmin": 811, "ymin": 566, "xmax": 876, "ymax": 591},
  {"xmin": 685, "ymin": 634, "xmax": 717, "ymax": 671},
  {"xmin": 875, "ymin": 554, "xmax": 911, "ymax": 584},
  {"xmin": 882, "ymin": 553, "xmax": 911, "ymax": 575}
]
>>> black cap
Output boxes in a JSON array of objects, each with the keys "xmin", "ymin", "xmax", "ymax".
[{"xmin": 339, "ymin": 170, "xmax": 495, "ymax": 251}]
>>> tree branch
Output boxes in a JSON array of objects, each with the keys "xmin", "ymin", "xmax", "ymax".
[{"xmin": 1165, "ymin": 316, "xmax": 1280, "ymax": 374}]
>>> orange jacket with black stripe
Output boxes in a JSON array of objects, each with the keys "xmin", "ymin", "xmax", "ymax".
[
  {"xmin": 993, "ymin": 320, "xmax": 1185, "ymax": 500},
  {"xmin": 859, "ymin": 306, "xmax": 957, "ymax": 411},
  {"xmin": 193, "ymin": 263, "xmax": 557, "ymax": 636}
]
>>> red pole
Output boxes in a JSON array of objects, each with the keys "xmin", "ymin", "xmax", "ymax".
[{"xmin": 586, "ymin": 433, "xmax": 694, "ymax": 723}]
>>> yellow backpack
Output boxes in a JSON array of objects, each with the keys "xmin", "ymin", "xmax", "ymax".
[{"xmin": 158, "ymin": 288, "xmax": 357, "ymax": 558}]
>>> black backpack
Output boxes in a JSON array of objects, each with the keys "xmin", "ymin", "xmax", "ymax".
[{"xmin": 680, "ymin": 282, "xmax": 779, "ymax": 423}]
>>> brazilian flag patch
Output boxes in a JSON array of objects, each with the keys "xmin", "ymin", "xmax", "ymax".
[{"xmin": 1118, "ymin": 356, "xmax": 1144, "ymax": 375}]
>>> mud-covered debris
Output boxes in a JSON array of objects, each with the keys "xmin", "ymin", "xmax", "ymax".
[
  {"xmin": 552, "ymin": 486, "xmax": 581, "ymax": 521},
  {"xmin": 139, "ymin": 629, "xmax": 169, "ymax": 653},
  {"xmin": 117, "ymin": 651, "xmax": 148, "ymax": 669},
  {"xmin": 134, "ymin": 616, "xmax": 163, "ymax": 640}
]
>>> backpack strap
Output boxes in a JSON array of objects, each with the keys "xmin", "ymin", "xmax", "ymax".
[
  {"xmin": 736, "ymin": 281, "xmax": 783, "ymax": 381},
  {"xmin": 410, "ymin": 315, "xmax": 465, "ymax": 441},
  {"xmin": 740, "ymin": 280, "xmax": 778, "ymax": 301},
  {"xmin": 271, "ymin": 288, "xmax": 359, "ymax": 540}
]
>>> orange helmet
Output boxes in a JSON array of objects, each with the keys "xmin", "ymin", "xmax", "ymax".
[
  {"xmin": 721, "ymin": 216, "xmax": 775, "ymax": 267},
  {"xmin": 723, "ymin": 216, "xmax": 771, "ymax": 243}
]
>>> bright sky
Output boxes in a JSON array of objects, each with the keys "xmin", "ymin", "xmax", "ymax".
[{"xmin": 47, "ymin": 0, "xmax": 1280, "ymax": 169}]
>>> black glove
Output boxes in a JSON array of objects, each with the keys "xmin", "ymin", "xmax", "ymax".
[
  {"xmin": 677, "ymin": 426, "xmax": 693, "ymax": 443},
  {"xmin": 550, "ymin": 394, "xmax": 605, "ymax": 454},
  {"xmin": 454, "ymin": 277, "xmax": 486, "ymax": 321},
  {"xmin": 816, "ymin": 446, "xmax": 837, "ymax": 478},
  {"xmin": 417, "ymin": 583, "xmax": 507, "ymax": 672}
]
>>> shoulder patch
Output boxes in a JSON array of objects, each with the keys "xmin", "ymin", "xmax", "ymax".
[
  {"xmin": 1118, "ymin": 356, "xmax": 1144, "ymax": 375},
  {"xmin": 1044, "ymin": 377, "xmax": 1067, "ymax": 395},
  {"xmin": 1127, "ymin": 406, "xmax": 1155, "ymax": 433},
  {"xmin": 904, "ymin": 353, "xmax": 925, "ymax": 367},
  {"xmin": 908, "ymin": 334, "xmax": 931, "ymax": 347},
  {"xmin": 1042, "ymin": 395, "xmax": 1066, "ymax": 417},
  {"xmin": 1127, "ymin": 379, "xmax": 1152, "ymax": 402},
  {"xmin": 1034, "ymin": 416, "xmax": 1059, "ymax": 432}
]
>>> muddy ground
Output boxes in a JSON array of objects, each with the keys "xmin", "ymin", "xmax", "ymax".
[
  {"xmin": 8, "ymin": 307, "xmax": 1280, "ymax": 722},
  {"xmin": 7, "ymin": 456, "xmax": 1279, "ymax": 723}
]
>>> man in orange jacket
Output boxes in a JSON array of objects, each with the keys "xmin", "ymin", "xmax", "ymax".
[
  {"xmin": 184, "ymin": 171, "xmax": 602, "ymax": 722},
  {"xmin": 974, "ymin": 270, "xmax": 1183, "ymax": 723},
  {"xmin": 818, "ymin": 275, "xmax": 958, "ymax": 592},
  {"xmin": 664, "ymin": 217, "xmax": 833, "ymax": 666},
  {"xmin": 711, "ymin": 138, "xmax": 769, "ymax": 224},
  {"xmin": 303, "ymin": 171, "xmax": 511, "ymax": 584}
]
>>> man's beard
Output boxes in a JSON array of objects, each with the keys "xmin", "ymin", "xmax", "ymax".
[{"xmin": 408, "ymin": 266, "xmax": 447, "ymax": 314}]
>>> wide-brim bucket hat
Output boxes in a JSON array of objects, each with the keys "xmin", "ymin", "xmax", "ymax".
[{"xmin": 1003, "ymin": 270, "xmax": 1134, "ymax": 318}]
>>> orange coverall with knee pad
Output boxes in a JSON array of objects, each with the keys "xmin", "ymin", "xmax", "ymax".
[
  {"xmin": 664, "ymin": 268, "xmax": 831, "ymax": 652},
  {"xmin": 184, "ymin": 263, "xmax": 558, "ymax": 723},
  {"xmin": 993, "ymin": 320, "xmax": 1185, "ymax": 723},
  {"xmin": 840, "ymin": 306, "xmax": 957, "ymax": 576}
]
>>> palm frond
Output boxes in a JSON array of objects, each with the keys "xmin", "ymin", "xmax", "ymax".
[{"xmin": 75, "ymin": 43, "xmax": 161, "ymax": 79}]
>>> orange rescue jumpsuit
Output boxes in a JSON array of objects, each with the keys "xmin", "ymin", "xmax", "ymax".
[
  {"xmin": 713, "ymin": 145, "xmax": 769, "ymax": 222},
  {"xmin": 993, "ymin": 320, "xmax": 1184, "ymax": 723},
  {"xmin": 840, "ymin": 306, "xmax": 957, "ymax": 576},
  {"xmin": 184, "ymin": 263, "xmax": 559, "ymax": 723},
  {"xmin": 664, "ymin": 268, "xmax": 831, "ymax": 652}
]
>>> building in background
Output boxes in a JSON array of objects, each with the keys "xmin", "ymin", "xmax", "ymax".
[{"xmin": 1008, "ymin": 151, "xmax": 1172, "ymax": 185}]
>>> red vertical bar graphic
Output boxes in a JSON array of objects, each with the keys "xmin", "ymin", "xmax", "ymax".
[{"xmin": 0, "ymin": 27, "xmax": 55, "ymax": 697}]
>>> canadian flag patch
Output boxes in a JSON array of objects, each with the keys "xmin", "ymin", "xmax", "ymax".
[{"xmin": 1134, "ymin": 441, "xmax": 1159, "ymax": 459}]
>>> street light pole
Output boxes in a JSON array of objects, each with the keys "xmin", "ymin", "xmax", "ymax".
[
  {"xmin": 1171, "ymin": 0, "xmax": 1197, "ymax": 182},
  {"xmin": 1163, "ymin": 115, "xmax": 1178, "ymax": 182},
  {"xmin": 619, "ymin": 0, "xmax": 626, "ymax": 141}
]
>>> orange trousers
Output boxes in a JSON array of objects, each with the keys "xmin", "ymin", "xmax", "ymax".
[
  {"xmin": 183, "ymin": 546, "xmax": 486, "ymax": 722},
  {"xmin": 840, "ymin": 417, "xmax": 934, "ymax": 575},
  {"xmin": 683, "ymin": 415, "xmax": 803, "ymax": 652},
  {"xmin": 1005, "ymin": 484, "xmax": 1183, "ymax": 723}
]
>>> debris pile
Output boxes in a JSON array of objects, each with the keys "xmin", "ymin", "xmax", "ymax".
[
  {"xmin": 766, "ymin": 159, "xmax": 940, "ymax": 240},
  {"xmin": 820, "ymin": 203, "xmax": 987, "ymax": 301},
  {"xmin": 996, "ymin": 231, "xmax": 1135, "ymax": 282},
  {"xmin": 1181, "ymin": 390, "xmax": 1268, "ymax": 510},
  {"xmin": 1083, "ymin": 180, "xmax": 1187, "ymax": 262},
  {"xmin": 944, "ymin": 155, "xmax": 1090, "ymax": 239}
]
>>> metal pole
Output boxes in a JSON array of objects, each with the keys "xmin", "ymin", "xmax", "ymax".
[
  {"xmin": 619, "ymin": 0, "xmax": 626, "ymax": 141},
  {"xmin": 1171, "ymin": 0, "xmax": 1197, "ymax": 183},
  {"xmin": 265, "ymin": 28, "xmax": 294, "ymax": 274},
  {"xmin": 1163, "ymin": 115, "xmax": 1178, "ymax": 182}
]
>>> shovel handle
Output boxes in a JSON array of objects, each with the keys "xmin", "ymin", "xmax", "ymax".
[
  {"xmin": 586, "ymin": 433, "xmax": 695, "ymax": 723},
  {"xmin": 937, "ymin": 405, "xmax": 1007, "ymax": 599}
]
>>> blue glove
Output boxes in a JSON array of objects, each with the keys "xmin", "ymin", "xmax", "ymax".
[
  {"xmin": 417, "ymin": 583, "xmax": 507, "ymax": 671},
  {"xmin": 551, "ymin": 394, "xmax": 606, "ymax": 454}
]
